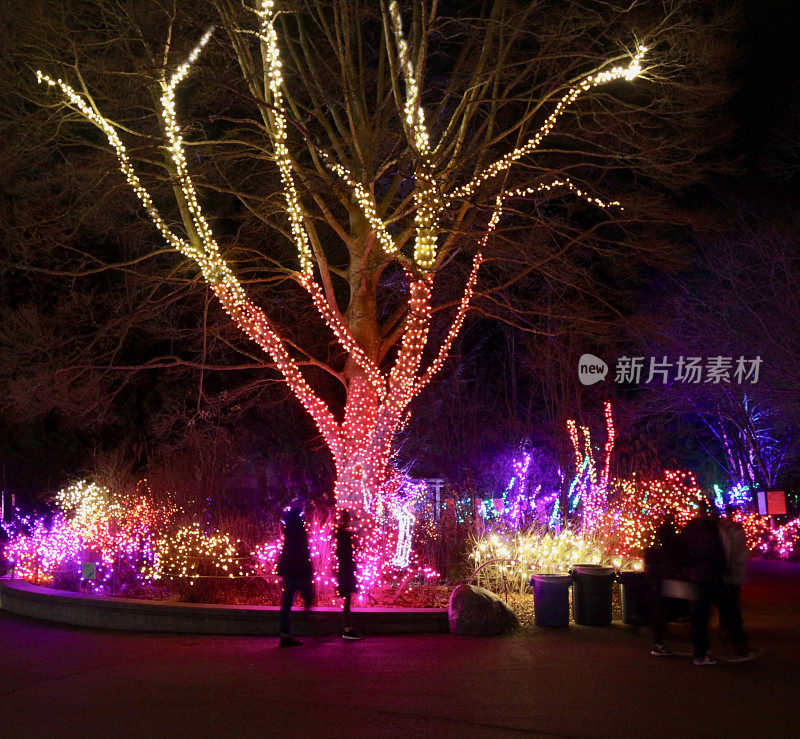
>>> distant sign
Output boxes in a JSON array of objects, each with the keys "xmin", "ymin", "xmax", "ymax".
[
  {"xmin": 767, "ymin": 490, "xmax": 787, "ymax": 515},
  {"xmin": 81, "ymin": 562, "xmax": 96, "ymax": 580},
  {"xmin": 757, "ymin": 490, "xmax": 787, "ymax": 516}
]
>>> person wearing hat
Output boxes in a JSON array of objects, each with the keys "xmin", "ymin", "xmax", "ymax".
[{"xmin": 277, "ymin": 496, "xmax": 314, "ymax": 647}]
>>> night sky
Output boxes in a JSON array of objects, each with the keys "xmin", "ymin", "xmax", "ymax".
[{"xmin": 736, "ymin": 0, "xmax": 800, "ymax": 179}]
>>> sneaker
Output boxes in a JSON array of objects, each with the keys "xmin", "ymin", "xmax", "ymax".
[
  {"xmin": 727, "ymin": 649, "xmax": 761, "ymax": 663},
  {"xmin": 279, "ymin": 635, "xmax": 303, "ymax": 648},
  {"xmin": 693, "ymin": 654, "xmax": 717, "ymax": 666},
  {"xmin": 651, "ymin": 644, "xmax": 673, "ymax": 657},
  {"xmin": 342, "ymin": 629, "xmax": 365, "ymax": 641}
]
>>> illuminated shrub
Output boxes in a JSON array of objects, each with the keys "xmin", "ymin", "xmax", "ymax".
[
  {"xmin": 734, "ymin": 510, "xmax": 800, "ymax": 559},
  {"xmin": 145, "ymin": 523, "xmax": 250, "ymax": 582},
  {"xmin": 3, "ymin": 514, "xmax": 83, "ymax": 585},
  {"xmin": 596, "ymin": 471, "xmax": 704, "ymax": 557},
  {"xmin": 3, "ymin": 480, "xmax": 178, "ymax": 590},
  {"xmin": 469, "ymin": 525, "xmax": 641, "ymax": 595}
]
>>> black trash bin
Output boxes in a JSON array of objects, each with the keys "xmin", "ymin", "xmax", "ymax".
[
  {"xmin": 617, "ymin": 569, "xmax": 649, "ymax": 626},
  {"xmin": 570, "ymin": 564, "xmax": 615, "ymax": 626},
  {"xmin": 531, "ymin": 573, "xmax": 572, "ymax": 627}
]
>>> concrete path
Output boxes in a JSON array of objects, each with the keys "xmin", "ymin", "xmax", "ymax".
[{"xmin": 1, "ymin": 560, "xmax": 799, "ymax": 738}]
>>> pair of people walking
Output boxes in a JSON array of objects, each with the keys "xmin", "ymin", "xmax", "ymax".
[
  {"xmin": 645, "ymin": 503, "xmax": 758, "ymax": 664},
  {"xmin": 276, "ymin": 498, "xmax": 364, "ymax": 647}
]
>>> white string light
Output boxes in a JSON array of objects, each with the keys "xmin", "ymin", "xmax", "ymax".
[{"xmin": 450, "ymin": 46, "xmax": 648, "ymax": 203}]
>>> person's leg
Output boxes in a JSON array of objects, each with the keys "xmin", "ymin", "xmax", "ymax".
[
  {"xmin": 649, "ymin": 588, "xmax": 667, "ymax": 644},
  {"xmin": 341, "ymin": 591, "xmax": 364, "ymax": 639},
  {"xmin": 719, "ymin": 583, "xmax": 732, "ymax": 634},
  {"xmin": 723, "ymin": 584, "xmax": 749, "ymax": 654},
  {"xmin": 691, "ymin": 585, "xmax": 711, "ymax": 659},
  {"xmin": 650, "ymin": 593, "xmax": 672, "ymax": 655},
  {"xmin": 342, "ymin": 593, "xmax": 352, "ymax": 631},
  {"xmin": 279, "ymin": 579, "xmax": 297, "ymax": 636}
]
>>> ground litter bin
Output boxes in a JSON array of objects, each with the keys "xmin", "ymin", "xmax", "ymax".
[
  {"xmin": 617, "ymin": 570, "xmax": 649, "ymax": 626},
  {"xmin": 570, "ymin": 564, "xmax": 615, "ymax": 626},
  {"xmin": 531, "ymin": 573, "xmax": 572, "ymax": 627}
]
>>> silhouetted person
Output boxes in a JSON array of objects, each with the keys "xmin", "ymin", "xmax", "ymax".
[
  {"xmin": 681, "ymin": 501, "xmax": 725, "ymax": 665},
  {"xmin": 645, "ymin": 516, "xmax": 682, "ymax": 656},
  {"xmin": 719, "ymin": 508, "xmax": 758, "ymax": 661},
  {"xmin": 277, "ymin": 497, "xmax": 313, "ymax": 647},
  {"xmin": 335, "ymin": 509, "xmax": 364, "ymax": 640}
]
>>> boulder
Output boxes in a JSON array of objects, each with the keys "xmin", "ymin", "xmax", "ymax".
[{"xmin": 448, "ymin": 584, "xmax": 519, "ymax": 636}]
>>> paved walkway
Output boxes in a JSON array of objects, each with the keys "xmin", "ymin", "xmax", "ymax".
[{"xmin": 1, "ymin": 560, "xmax": 799, "ymax": 738}]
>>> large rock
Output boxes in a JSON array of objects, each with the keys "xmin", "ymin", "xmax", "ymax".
[{"xmin": 448, "ymin": 584, "xmax": 519, "ymax": 636}]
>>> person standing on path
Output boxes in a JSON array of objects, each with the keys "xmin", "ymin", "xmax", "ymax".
[
  {"xmin": 645, "ymin": 516, "xmax": 683, "ymax": 656},
  {"xmin": 335, "ymin": 509, "xmax": 364, "ymax": 640},
  {"xmin": 681, "ymin": 502, "xmax": 726, "ymax": 665},
  {"xmin": 719, "ymin": 508, "xmax": 759, "ymax": 661},
  {"xmin": 277, "ymin": 497, "xmax": 314, "ymax": 648}
]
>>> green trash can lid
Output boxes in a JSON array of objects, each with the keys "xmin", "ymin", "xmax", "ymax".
[
  {"xmin": 531, "ymin": 573, "xmax": 572, "ymax": 584},
  {"xmin": 572, "ymin": 564, "xmax": 615, "ymax": 576}
]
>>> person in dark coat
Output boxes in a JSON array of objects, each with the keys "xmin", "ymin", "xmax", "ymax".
[
  {"xmin": 335, "ymin": 509, "xmax": 363, "ymax": 640},
  {"xmin": 681, "ymin": 501, "xmax": 726, "ymax": 665},
  {"xmin": 277, "ymin": 497, "xmax": 314, "ymax": 647},
  {"xmin": 644, "ymin": 516, "xmax": 682, "ymax": 656}
]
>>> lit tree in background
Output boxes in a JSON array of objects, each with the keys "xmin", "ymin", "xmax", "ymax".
[{"xmin": 24, "ymin": 0, "xmax": 723, "ymax": 569}]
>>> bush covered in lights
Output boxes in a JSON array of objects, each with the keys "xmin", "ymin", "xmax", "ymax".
[
  {"xmin": 464, "ymin": 403, "xmax": 800, "ymax": 590},
  {"xmin": 144, "ymin": 523, "xmax": 250, "ymax": 582},
  {"xmin": 470, "ymin": 526, "xmax": 642, "ymax": 596},
  {"xmin": 3, "ymin": 481, "xmax": 179, "ymax": 590},
  {"xmin": 596, "ymin": 471, "xmax": 705, "ymax": 557},
  {"xmin": 2, "ymin": 478, "xmax": 439, "ymax": 604},
  {"xmin": 4, "ymin": 467, "xmax": 800, "ymax": 607},
  {"xmin": 3, "ymin": 513, "xmax": 83, "ymax": 587}
]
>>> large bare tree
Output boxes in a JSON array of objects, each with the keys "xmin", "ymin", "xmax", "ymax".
[{"xmin": 15, "ymin": 0, "xmax": 734, "ymax": 544}]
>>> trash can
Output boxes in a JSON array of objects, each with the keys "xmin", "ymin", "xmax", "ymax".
[
  {"xmin": 531, "ymin": 573, "xmax": 572, "ymax": 627},
  {"xmin": 617, "ymin": 570, "xmax": 649, "ymax": 626},
  {"xmin": 570, "ymin": 564, "xmax": 615, "ymax": 626}
]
